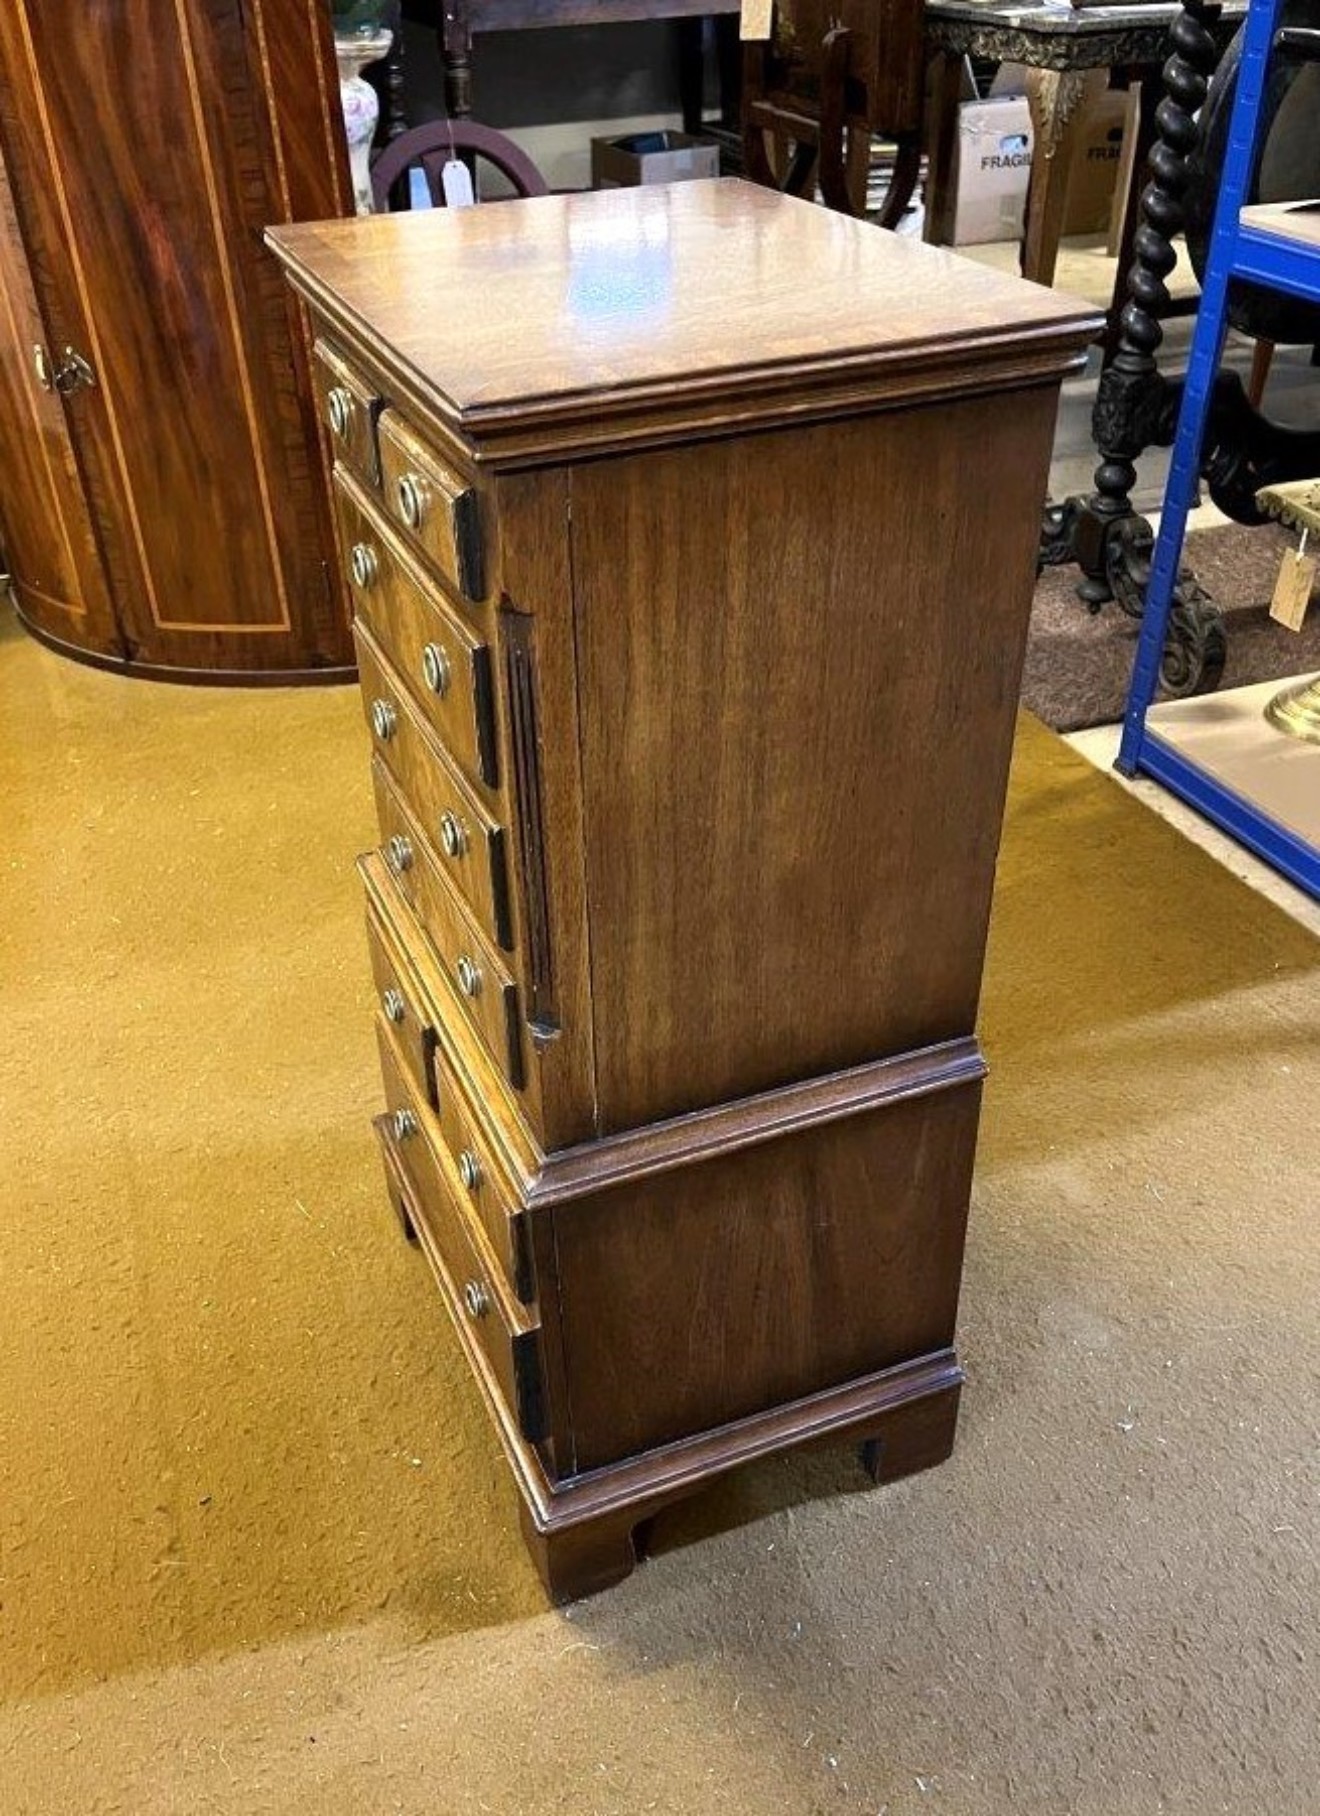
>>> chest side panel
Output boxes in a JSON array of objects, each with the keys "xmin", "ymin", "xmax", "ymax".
[{"xmin": 569, "ymin": 387, "xmax": 1057, "ymax": 1133}]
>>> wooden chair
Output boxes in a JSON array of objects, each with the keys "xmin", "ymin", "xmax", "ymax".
[
  {"xmin": 370, "ymin": 119, "xmax": 548, "ymax": 211},
  {"xmin": 741, "ymin": 0, "xmax": 926, "ymax": 223}
]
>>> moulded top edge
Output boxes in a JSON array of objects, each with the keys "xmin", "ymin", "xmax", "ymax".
[{"xmin": 266, "ymin": 179, "xmax": 1102, "ymax": 447}]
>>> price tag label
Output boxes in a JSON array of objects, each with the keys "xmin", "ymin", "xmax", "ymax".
[
  {"xmin": 740, "ymin": 0, "xmax": 773, "ymax": 41},
  {"xmin": 441, "ymin": 158, "xmax": 476, "ymax": 208},
  {"xmin": 1269, "ymin": 549, "xmax": 1316, "ymax": 632}
]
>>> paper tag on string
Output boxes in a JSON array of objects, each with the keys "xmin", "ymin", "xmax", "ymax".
[
  {"xmin": 740, "ymin": 0, "xmax": 772, "ymax": 41},
  {"xmin": 1269, "ymin": 547, "xmax": 1316, "ymax": 631},
  {"xmin": 441, "ymin": 158, "xmax": 476, "ymax": 208}
]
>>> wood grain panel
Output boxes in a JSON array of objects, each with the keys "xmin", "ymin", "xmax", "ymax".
[
  {"xmin": 553, "ymin": 1077, "xmax": 981, "ymax": 1470},
  {"xmin": 0, "ymin": 0, "xmax": 352, "ymax": 675},
  {"xmin": 0, "ymin": 131, "xmax": 117, "ymax": 648},
  {"xmin": 570, "ymin": 391, "xmax": 1057, "ymax": 1131}
]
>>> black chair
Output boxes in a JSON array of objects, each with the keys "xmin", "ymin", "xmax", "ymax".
[{"xmin": 370, "ymin": 119, "xmax": 549, "ymax": 210}]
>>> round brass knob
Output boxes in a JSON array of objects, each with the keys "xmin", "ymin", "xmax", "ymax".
[
  {"xmin": 462, "ymin": 1279, "xmax": 490, "ymax": 1321},
  {"xmin": 457, "ymin": 1149, "xmax": 482, "ymax": 1192},
  {"xmin": 382, "ymin": 987, "xmax": 406, "ymax": 1024},
  {"xmin": 421, "ymin": 642, "xmax": 451, "ymax": 697},
  {"xmin": 370, "ymin": 698, "xmax": 397, "ymax": 743},
  {"xmin": 386, "ymin": 833, "xmax": 413, "ymax": 875},
  {"xmin": 326, "ymin": 386, "xmax": 353, "ymax": 439},
  {"xmin": 455, "ymin": 954, "xmax": 482, "ymax": 999},
  {"xmin": 391, "ymin": 1107, "xmax": 418, "ymax": 1141},
  {"xmin": 438, "ymin": 811, "xmax": 468, "ymax": 859},
  {"xmin": 397, "ymin": 473, "xmax": 425, "ymax": 530},
  {"xmin": 349, "ymin": 542, "xmax": 378, "ymax": 590}
]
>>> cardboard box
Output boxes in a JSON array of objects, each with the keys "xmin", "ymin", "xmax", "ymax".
[
  {"xmin": 952, "ymin": 96, "xmax": 1033, "ymax": 246},
  {"xmin": 1064, "ymin": 90, "xmax": 1130, "ymax": 235},
  {"xmin": 591, "ymin": 131, "xmax": 719, "ymax": 189}
]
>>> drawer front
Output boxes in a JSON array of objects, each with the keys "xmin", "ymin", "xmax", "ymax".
[
  {"xmin": 377, "ymin": 408, "xmax": 483, "ymax": 603},
  {"xmin": 373, "ymin": 1034, "xmax": 545, "ymax": 1441},
  {"xmin": 353, "ymin": 616, "xmax": 512, "ymax": 949},
  {"xmin": 312, "ymin": 340, "xmax": 381, "ymax": 490},
  {"xmin": 430, "ymin": 1043, "xmax": 535, "ymax": 1305},
  {"xmin": 365, "ymin": 905, "xmax": 436, "ymax": 1109},
  {"xmin": 370, "ymin": 756, "xmax": 525, "ymax": 1090},
  {"xmin": 350, "ymin": 538, "xmax": 499, "ymax": 793}
]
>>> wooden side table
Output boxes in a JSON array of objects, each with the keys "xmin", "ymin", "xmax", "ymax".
[{"xmin": 923, "ymin": 0, "xmax": 1245, "ymax": 311}]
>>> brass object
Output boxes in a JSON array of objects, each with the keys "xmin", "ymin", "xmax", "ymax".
[
  {"xmin": 349, "ymin": 541, "xmax": 378, "ymax": 590},
  {"xmin": 386, "ymin": 832, "xmax": 413, "ymax": 875},
  {"xmin": 33, "ymin": 343, "xmax": 95, "ymax": 396},
  {"xmin": 326, "ymin": 385, "xmax": 353, "ymax": 438},
  {"xmin": 438, "ymin": 810, "xmax": 468, "ymax": 859},
  {"xmin": 391, "ymin": 1106, "xmax": 418, "ymax": 1141},
  {"xmin": 1255, "ymin": 479, "xmax": 1320, "ymax": 533},
  {"xmin": 1255, "ymin": 479, "xmax": 1320, "ymax": 743},
  {"xmin": 462, "ymin": 1279, "xmax": 490, "ymax": 1320},
  {"xmin": 1264, "ymin": 675, "xmax": 1320, "ymax": 745},
  {"xmin": 382, "ymin": 986, "xmax": 406, "ymax": 1024},
  {"xmin": 457, "ymin": 1149, "xmax": 482, "ymax": 1192},
  {"xmin": 370, "ymin": 697, "xmax": 397, "ymax": 741},
  {"xmin": 397, "ymin": 472, "xmax": 426, "ymax": 529},
  {"xmin": 456, "ymin": 954, "xmax": 482, "ymax": 998},
  {"xmin": 421, "ymin": 641, "xmax": 450, "ymax": 697}
]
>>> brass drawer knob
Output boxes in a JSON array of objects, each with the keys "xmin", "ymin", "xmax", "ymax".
[
  {"xmin": 462, "ymin": 1279, "xmax": 490, "ymax": 1321},
  {"xmin": 386, "ymin": 833, "xmax": 414, "ymax": 875},
  {"xmin": 456, "ymin": 954, "xmax": 482, "ymax": 999},
  {"xmin": 349, "ymin": 542, "xmax": 378, "ymax": 590},
  {"xmin": 421, "ymin": 642, "xmax": 451, "ymax": 698},
  {"xmin": 457, "ymin": 1149, "xmax": 482, "ymax": 1192},
  {"xmin": 438, "ymin": 811, "xmax": 468, "ymax": 859},
  {"xmin": 370, "ymin": 698, "xmax": 397, "ymax": 742},
  {"xmin": 382, "ymin": 987, "xmax": 406, "ymax": 1024},
  {"xmin": 326, "ymin": 386, "xmax": 353, "ymax": 439},
  {"xmin": 397, "ymin": 472, "xmax": 426, "ymax": 530},
  {"xmin": 391, "ymin": 1106, "xmax": 418, "ymax": 1141}
]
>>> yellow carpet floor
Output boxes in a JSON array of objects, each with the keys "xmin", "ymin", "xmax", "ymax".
[{"xmin": 1, "ymin": 606, "xmax": 1318, "ymax": 1814}]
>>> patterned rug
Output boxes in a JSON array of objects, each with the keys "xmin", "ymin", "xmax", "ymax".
[{"xmin": 1023, "ymin": 519, "xmax": 1320, "ymax": 731}]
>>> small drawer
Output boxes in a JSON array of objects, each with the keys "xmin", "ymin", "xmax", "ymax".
[
  {"xmin": 312, "ymin": 340, "xmax": 381, "ymax": 489},
  {"xmin": 430, "ymin": 1043, "xmax": 535, "ymax": 1305},
  {"xmin": 352, "ymin": 615, "xmax": 512, "ymax": 948},
  {"xmin": 364, "ymin": 905, "xmax": 436, "ymax": 1109},
  {"xmin": 377, "ymin": 408, "xmax": 483, "ymax": 602},
  {"xmin": 371, "ymin": 757, "xmax": 525, "ymax": 1091},
  {"xmin": 373, "ymin": 1042, "xmax": 545, "ymax": 1442},
  {"xmin": 351, "ymin": 543, "xmax": 499, "ymax": 794}
]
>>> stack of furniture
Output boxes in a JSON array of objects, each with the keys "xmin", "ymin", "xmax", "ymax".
[
  {"xmin": 0, "ymin": 1, "xmax": 353, "ymax": 681},
  {"xmin": 269, "ymin": 180, "xmax": 1097, "ymax": 1600}
]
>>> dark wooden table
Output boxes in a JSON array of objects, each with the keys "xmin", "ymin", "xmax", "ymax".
[
  {"xmin": 924, "ymin": 0, "xmax": 1244, "ymax": 299},
  {"xmin": 402, "ymin": 0, "xmax": 740, "ymax": 127}
]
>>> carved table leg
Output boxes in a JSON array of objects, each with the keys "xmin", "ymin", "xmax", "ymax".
[
  {"xmin": 922, "ymin": 50, "xmax": 964, "ymax": 247},
  {"xmin": 440, "ymin": 0, "xmax": 472, "ymax": 120},
  {"xmin": 858, "ymin": 1382, "xmax": 961, "ymax": 1485},
  {"xmin": 520, "ymin": 1502, "xmax": 647, "ymax": 1604},
  {"xmin": 1021, "ymin": 69, "xmax": 1107, "ymax": 289},
  {"xmin": 1037, "ymin": 0, "xmax": 1228, "ymax": 696}
]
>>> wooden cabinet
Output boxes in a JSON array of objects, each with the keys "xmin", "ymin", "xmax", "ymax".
[
  {"xmin": 269, "ymin": 181, "xmax": 1099, "ymax": 1600},
  {"xmin": 0, "ymin": 0, "xmax": 355, "ymax": 681}
]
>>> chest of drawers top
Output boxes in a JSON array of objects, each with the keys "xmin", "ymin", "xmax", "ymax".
[{"xmin": 266, "ymin": 179, "xmax": 1098, "ymax": 469}]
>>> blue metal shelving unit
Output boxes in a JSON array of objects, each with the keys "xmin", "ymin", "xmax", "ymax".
[{"xmin": 1116, "ymin": 0, "xmax": 1320, "ymax": 901}]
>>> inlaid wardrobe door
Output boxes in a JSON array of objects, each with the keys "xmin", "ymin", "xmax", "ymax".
[
  {"xmin": 0, "ymin": 0, "xmax": 353, "ymax": 677},
  {"xmin": 0, "ymin": 130, "xmax": 120, "ymax": 656}
]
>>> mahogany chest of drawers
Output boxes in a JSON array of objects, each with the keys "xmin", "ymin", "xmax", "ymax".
[{"xmin": 268, "ymin": 181, "xmax": 1097, "ymax": 1600}]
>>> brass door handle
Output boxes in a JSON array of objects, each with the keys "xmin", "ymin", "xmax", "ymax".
[{"xmin": 34, "ymin": 344, "xmax": 95, "ymax": 397}]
